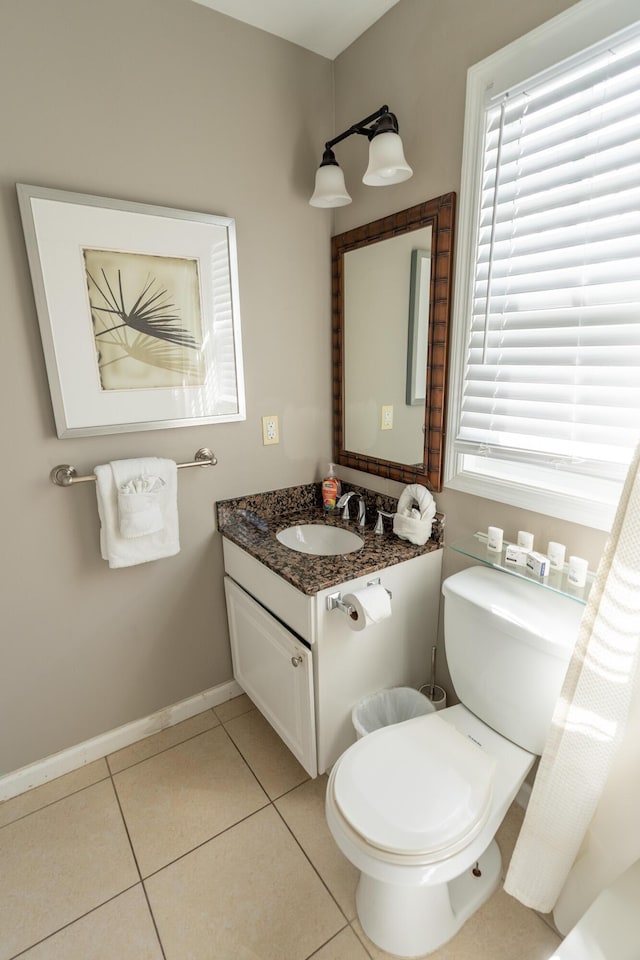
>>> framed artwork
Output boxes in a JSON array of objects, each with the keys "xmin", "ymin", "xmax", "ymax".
[{"xmin": 17, "ymin": 184, "xmax": 246, "ymax": 437}]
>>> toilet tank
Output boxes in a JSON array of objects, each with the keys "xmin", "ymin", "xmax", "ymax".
[{"xmin": 442, "ymin": 566, "xmax": 584, "ymax": 754}]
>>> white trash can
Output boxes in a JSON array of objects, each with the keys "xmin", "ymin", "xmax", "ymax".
[{"xmin": 352, "ymin": 687, "xmax": 435, "ymax": 739}]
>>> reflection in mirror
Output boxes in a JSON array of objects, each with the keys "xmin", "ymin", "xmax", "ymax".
[
  {"xmin": 332, "ymin": 194, "xmax": 456, "ymax": 491},
  {"xmin": 344, "ymin": 226, "xmax": 432, "ymax": 466},
  {"xmin": 407, "ymin": 247, "xmax": 431, "ymax": 407}
]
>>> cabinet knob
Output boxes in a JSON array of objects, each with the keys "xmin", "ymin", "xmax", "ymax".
[{"xmin": 291, "ymin": 655, "xmax": 303, "ymax": 667}]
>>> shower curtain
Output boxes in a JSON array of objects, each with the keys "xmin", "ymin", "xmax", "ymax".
[{"xmin": 504, "ymin": 443, "xmax": 640, "ymax": 933}]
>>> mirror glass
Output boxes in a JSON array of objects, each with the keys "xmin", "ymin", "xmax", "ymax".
[
  {"xmin": 344, "ymin": 225, "xmax": 432, "ymax": 465},
  {"xmin": 332, "ymin": 194, "xmax": 456, "ymax": 491}
]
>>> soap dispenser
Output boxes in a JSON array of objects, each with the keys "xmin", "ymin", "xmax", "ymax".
[{"xmin": 322, "ymin": 463, "xmax": 341, "ymax": 511}]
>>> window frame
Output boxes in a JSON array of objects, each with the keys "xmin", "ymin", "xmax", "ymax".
[{"xmin": 445, "ymin": 0, "xmax": 640, "ymax": 532}]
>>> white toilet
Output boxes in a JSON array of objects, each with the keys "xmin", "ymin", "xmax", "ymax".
[{"xmin": 326, "ymin": 565, "xmax": 584, "ymax": 957}]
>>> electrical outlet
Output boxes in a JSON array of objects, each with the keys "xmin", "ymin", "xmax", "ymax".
[
  {"xmin": 381, "ymin": 405, "xmax": 394, "ymax": 430},
  {"xmin": 262, "ymin": 415, "xmax": 279, "ymax": 445}
]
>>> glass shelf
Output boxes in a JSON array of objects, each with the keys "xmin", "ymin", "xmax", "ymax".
[{"xmin": 448, "ymin": 532, "xmax": 594, "ymax": 605}]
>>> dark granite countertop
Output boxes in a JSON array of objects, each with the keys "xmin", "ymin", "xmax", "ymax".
[{"xmin": 216, "ymin": 482, "xmax": 443, "ymax": 596}]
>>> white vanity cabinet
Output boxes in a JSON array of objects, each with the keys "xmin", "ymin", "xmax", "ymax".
[{"xmin": 222, "ymin": 537, "xmax": 442, "ymax": 777}]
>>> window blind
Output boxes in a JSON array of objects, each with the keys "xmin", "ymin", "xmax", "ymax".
[
  {"xmin": 456, "ymin": 25, "xmax": 640, "ymax": 479},
  {"xmin": 210, "ymin": 237, "xmax": 240, "ymax": 410}
]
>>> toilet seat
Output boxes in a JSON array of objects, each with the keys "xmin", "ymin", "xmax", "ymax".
[{"xmin": 332, "ymin": 713, "xmax": 496, "ymax": 860}]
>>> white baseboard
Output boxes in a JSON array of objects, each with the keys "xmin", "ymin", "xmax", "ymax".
[{"xmin": 0, "ymin": 679, "xmax": 244, "ymax": 803}]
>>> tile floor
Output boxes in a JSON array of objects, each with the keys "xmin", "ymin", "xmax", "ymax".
[{"xmin": 0, "ymin": 695, "xmax": 563, "ymax": 960}]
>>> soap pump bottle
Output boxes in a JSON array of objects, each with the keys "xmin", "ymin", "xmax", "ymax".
[{"xmin": 322, "ymin": 463, "xmax": 341, "ymax": 511}]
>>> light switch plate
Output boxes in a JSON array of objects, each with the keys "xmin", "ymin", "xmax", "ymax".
[{"xmin": 262, "ymin": 415, "xmax": 279, "ymax": 445}]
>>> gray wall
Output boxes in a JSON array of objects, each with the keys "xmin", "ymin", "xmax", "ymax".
[
  {"xmin": 2, "ymin": 0, "xmax": 612, "ymax": 775},
  {"xmin": 0, "ymin": 0, "xmax": 333, "ymax": 773}
]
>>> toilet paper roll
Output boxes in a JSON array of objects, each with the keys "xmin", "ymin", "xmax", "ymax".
[{"xmin": 342, "ymin": 584, "xmax": 392, "ymax": 631}]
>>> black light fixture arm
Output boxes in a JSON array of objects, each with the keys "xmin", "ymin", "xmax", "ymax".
[
  {"xmin": 324, "ymin": 104, "xmax": 397, "ymax": 151},
  {"xmin": 319, "ymin": 105, "xmax": 400, "ymax": 168}
]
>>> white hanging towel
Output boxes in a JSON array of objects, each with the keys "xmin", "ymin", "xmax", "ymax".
[
  {"xmin": 94, "ymin": 458, "xmax": 179, "ymax": 568},
  {"xmin": 117, "ymin": 474, "xmax": 166, "ymax": 539}
]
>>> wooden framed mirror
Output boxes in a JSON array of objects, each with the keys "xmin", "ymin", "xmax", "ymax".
[{"xmin": 332, "ymin": 193, "xmax": 456, "ymax": 491}]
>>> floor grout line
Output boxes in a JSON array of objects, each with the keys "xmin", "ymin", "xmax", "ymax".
[
  {"xmin": 6, "ymin": 883, "xmax": 141, "ymax": 960},
  {"xmin": 139, "ymin": 800, "xmax": 272, "ymax": 882},
  {"xmin": 271, "ymin": 798, "xmax": 352, "ymax": 926},
  {"xmin": 109, "ymin": 770, "xmax": 144, "ymax": 882},
  {"xmin": 108, "ymin": 756, "xmax": 169, "ymax": 958},
  {"xmin": 349, "ymin": 922, "xmax": 377, "ymax": 960},
  {"xmin": 140, "ymin": 880, "xmax": 168, "ymax": 960},
  {"xmin": 0, "ymin": 770, "xmax": 112, "ymax": 832},
  {"xmin": 220, "ymin": 713, "xmax": 310, "ymax": 801},
  {"xmin": 302, "ymin": 921, "xmax": 352, "ymax": 959},
  {"xmin": 106, "ymin": 709, "xmax": 221, "ymax": 776}
]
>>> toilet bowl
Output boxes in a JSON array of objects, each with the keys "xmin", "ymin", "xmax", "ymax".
[
  {"xmin": 325, "ymin": 566, "xmax": 583, "ymax": 957},
  {"xmin": 326, "ymin": 704, "xmax": 534, "ymax": 956}
]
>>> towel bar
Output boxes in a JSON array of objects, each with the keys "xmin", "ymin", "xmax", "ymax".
[{"xmin": 50, "ymin": 448, "xmax": 217, "ymax": 487}]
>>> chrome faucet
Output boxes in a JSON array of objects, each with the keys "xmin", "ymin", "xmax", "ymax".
[{"xmin": 337, "ymin": 491, "xmax": 367, "ymax": 527}]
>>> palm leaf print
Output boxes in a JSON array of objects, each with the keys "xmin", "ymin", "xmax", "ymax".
[{"xmin": 88, "ymin": 268, "xmax": 199, "ymax": 349}]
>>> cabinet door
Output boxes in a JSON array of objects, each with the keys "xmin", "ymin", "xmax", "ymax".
[{"xmin": 224, "ymin": 577, "xmax": 317, "ymax": 777}]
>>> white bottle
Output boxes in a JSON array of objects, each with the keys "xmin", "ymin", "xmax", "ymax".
[
  {"xmin": 517, "ymin": 530, "xmax": 534, "ymax": 551},
  {"xmin": 487, "ymin": 526, "xmax": 503, "ymax": 552},
  {"xmin": 547, "ymin": 541, "xmax": 566, "ymax": 571},
  {"xmin": 568, "ymin": 556, "xmax": 589, "ymax": 587}
]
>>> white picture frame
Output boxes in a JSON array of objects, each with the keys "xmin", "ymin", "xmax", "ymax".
[{"xmin": 17, "ymin": 184, "xmax": 246, "ymax": 437}]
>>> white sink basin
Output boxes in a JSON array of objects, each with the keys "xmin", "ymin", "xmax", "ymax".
[{"xmin": 276, "ymin": 524, "xmax": 364, "ymax": 556}]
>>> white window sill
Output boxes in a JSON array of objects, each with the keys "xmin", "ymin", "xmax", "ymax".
[{"xmin": 445, "ymin": 466, "xmax": 617, "ymax": 532}]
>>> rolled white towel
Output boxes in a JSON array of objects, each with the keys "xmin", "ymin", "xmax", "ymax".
[
  {"xmin": 397, "ymin": 483, "xmax": 436, "ymax": 522},
  {"xmin": 393, "ymin": 483, "xmax": 436, "ymax": 545}
]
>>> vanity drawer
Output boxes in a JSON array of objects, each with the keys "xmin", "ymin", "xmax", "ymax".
[{"xmin": 222, "ymin": 538, "xmax": 313, "ymax": 642}]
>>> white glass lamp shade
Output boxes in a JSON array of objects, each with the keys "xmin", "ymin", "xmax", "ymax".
[
  {"xmin": 363, "ymin": 131, "xmax": 413, "ymax": 186},
  {"xmin": 309, "ymin": 163, "xmax": 352, "ymax": 208}
]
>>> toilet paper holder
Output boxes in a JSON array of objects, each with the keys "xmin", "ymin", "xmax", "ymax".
[{"xmin": 326, "ymin": 578, "xmax": 392, "ymax": 616}]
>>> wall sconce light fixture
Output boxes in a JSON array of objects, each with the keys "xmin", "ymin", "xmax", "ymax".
[{"xmin": 309, "ymin": 104, "xmax": 412, "ymax": 208}]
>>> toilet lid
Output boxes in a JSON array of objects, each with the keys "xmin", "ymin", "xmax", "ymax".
[{"xmin": 333, "ymin": 714, "xmax": 496, "ymax": 857}]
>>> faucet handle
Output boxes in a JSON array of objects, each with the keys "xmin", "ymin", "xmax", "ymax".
[{"xmin": 375, "ymin": 510, "xmax": 394, "ymax": 535}]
